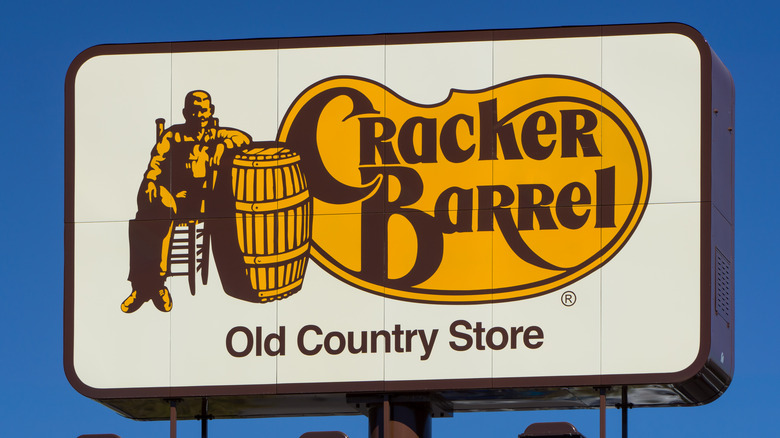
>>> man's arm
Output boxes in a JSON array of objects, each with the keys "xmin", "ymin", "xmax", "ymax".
[
  {"xmin": 143, "ymin": 131, "xmax": 174, "ymax": 205},
  {"xmin": 212, "ymin": 128, "xmax": 251, "ymax": 166}
]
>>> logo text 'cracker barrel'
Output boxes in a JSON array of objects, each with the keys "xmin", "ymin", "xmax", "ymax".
[{"xmin": 279, "ymin": 76, "xmax": 651, "ymax": 304}]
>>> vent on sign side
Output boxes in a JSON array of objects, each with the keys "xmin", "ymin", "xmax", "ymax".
[{"xmin": 715, "ymin": 249, "xmax": 732, "ymax": 324}]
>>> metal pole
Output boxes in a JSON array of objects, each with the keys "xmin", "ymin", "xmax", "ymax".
[
  {"xmin": 383, "ymin": 399, "xmax": 390, "ymax": 438},
  {"xmin": 621, "ymin": 386, "xmax": 628, "ymax": 438},
  {"xmin": 369, "ymin": 400, "xmax": 432, "ymax": 438},
  {"xmin": 201, "ymin": 398, "xmax": 209, "ymax": 438},
  {"xmin": 599, "ymin": 387, "xmax": 606, "ymax": 438},
  {"xmin": 169, "ymin": 400, "xmax": 177, "ymax": 438}
]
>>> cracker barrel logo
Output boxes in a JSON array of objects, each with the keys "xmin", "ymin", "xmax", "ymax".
[
  {"xmin": 121, "ymin": 76, "xmax": 650, "ymax": 312},
  {"xmin": 279, "ymin": 75, "xmax": 650, "ymax": 304}
]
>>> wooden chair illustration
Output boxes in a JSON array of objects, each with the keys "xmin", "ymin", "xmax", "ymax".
[{"xmin": 168, "ymin": 219, "xmax": 210, "ymax": 295}]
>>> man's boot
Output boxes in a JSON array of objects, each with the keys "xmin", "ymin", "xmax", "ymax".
[
  {"xmin": 151, "ymin": 286, "xmax": 173, "ymax": 312},
  {"xmin": 121, "ymin": 290, "xmax": 147, "ymax": 313}
]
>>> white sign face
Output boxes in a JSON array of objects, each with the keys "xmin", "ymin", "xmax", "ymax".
[{"xmin": 65, "ymin": 24, "xmax": 734, "ymax": 418}]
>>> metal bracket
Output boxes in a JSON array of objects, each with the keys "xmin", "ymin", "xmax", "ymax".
[{"xmin": 347, "ymin": 393, "xmax": 454, "ymax": 418}]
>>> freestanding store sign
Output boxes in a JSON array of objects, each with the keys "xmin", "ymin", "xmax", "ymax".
[{"xmin": 65, "ymin": 23, "xmax": 734, "ymax": 424}]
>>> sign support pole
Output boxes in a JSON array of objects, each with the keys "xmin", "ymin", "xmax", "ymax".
[
  {"xmin": 368, "ymin": 399, "xmax": 433, "ymax": 438},
  {"xmin": 599, "ymin": 387, "xmax": 607, "ymax": 438},
  {"xmin": 168, "ymin": 399, "xmax": 178, "ymax": 438},
  {"xmin": 618, "ymin": 385, "xmax": 632, "ymax": 438},
  {"xmin": 383, "ymin": 398, "xmax": 390, "ymax": 438},
  {"xmin": 200, "ymin": 398, "xmax": 209, "ymax": 438}
]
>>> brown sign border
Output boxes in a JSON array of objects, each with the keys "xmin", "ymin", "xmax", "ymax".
[{"xmin": 64, "ymin": 22, "xmax": 732, "ymax": 416}]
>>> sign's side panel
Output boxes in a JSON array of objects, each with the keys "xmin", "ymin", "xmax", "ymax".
[
  {"xmin": 671, "ymin": 45, "xmax": 734, "ymax": 405},
  {"xmin": 707, "ymin": 48, "xmax": 735, "ymax": 389}
]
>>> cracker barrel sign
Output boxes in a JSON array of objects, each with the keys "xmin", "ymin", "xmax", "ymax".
[{"xmin": 65, "ymin": 23, "xmax": 734, "ymax": 420}]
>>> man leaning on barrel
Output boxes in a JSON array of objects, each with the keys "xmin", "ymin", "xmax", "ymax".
[{"xmin": 121, "ymin": 90, "xmax": 251, "ymax": 313}]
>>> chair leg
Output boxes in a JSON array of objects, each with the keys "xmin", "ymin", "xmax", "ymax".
[
  {"xmin": 200, "ymin": 227, "xmax": 210, "ymax": 286},
  {"xmin": 188, "ymin": 222, "xmax": 197, "ymax": 295}
]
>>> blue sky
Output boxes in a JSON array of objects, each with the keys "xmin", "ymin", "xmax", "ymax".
[{"xmin": 1, "ymin": 1, "xmax": 776, "ymax": 437}]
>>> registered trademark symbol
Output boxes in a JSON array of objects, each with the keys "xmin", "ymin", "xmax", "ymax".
[{"xmin": 561, "ymin": 291, "xmax": 576, "ymax": 307}]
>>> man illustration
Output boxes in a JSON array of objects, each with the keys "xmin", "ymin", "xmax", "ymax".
[{"xmin": 121, "ymin": 90, "xmax": 251, "ymax": 313}]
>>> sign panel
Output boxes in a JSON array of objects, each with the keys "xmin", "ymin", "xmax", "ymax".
[{"xmin": 65, "ymin": 23, "xmax": 734, "ymax": 419}]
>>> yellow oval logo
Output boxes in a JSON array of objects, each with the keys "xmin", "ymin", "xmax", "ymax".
[{"xmin": 278, "ymin": 76, "xmax": 650, "ymax": 303}]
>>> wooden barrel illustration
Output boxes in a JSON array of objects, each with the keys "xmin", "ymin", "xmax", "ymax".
[{"xmin": 227, "ymin": 145, "xmax": 312, "ymax": 302}]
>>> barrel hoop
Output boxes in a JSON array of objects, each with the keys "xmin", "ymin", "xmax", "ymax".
[
  {"xmin": 234, "ymin": 155, "xmax": 300, "ymax": 168},
  {"xmin": 243, "ymin": 244, "xmax": 309, "ymax": 266},
  {"xmin": 257, "ymin": 278, "xmax": 303, "ymax": 298},
  {"xmin": 235, "ymin": 190, "xmax": 310, "ymax": 212}
]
